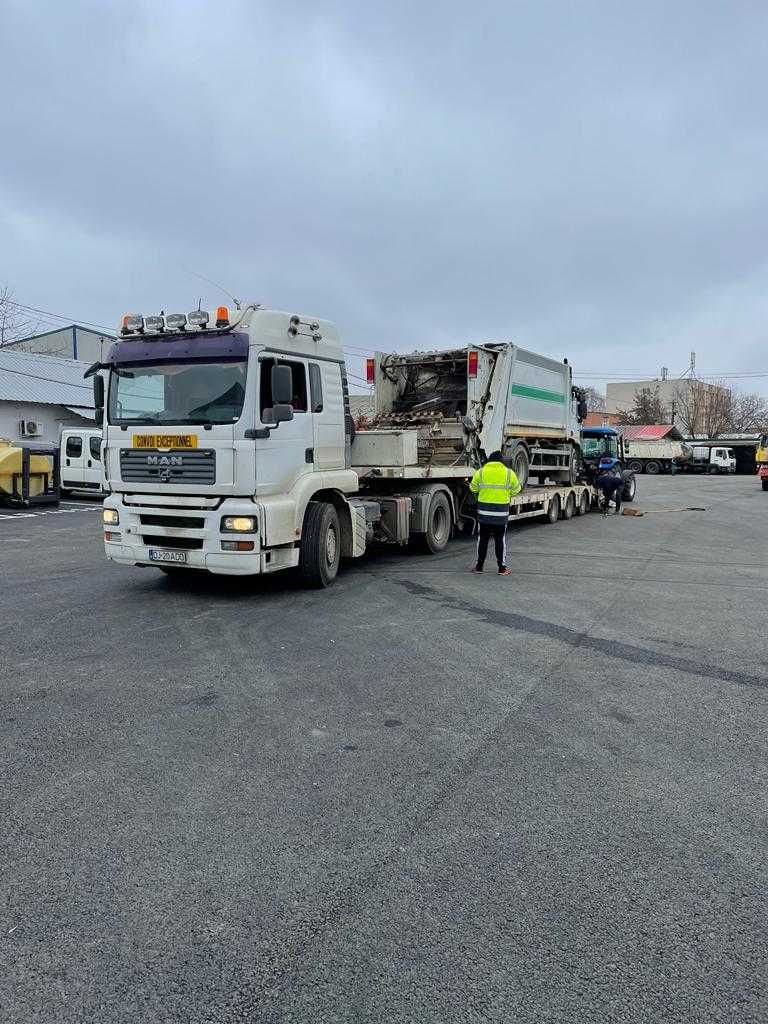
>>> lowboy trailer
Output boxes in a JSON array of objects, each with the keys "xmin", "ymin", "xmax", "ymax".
[{"xmin": 90, "ymin": 305, "xmax": 601, "ymax": 586}]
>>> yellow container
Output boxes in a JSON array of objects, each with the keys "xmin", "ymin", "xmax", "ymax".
[{"xmin": 0, "ymin": 438, "xmax": 54, "ymax": 499}]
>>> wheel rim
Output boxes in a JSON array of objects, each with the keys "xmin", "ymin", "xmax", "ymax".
[
  {"xmin": 326, "ymin": 524, "xmax": 338, "ymax": 566},
  {"xmin": 432, "ymin": 504, "xmax": 449, "ymax": 544}
]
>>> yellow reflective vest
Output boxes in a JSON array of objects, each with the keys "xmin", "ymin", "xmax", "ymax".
[{"xmin": 470, "ymin": 460, "xmax": 522, "ymax": 525}]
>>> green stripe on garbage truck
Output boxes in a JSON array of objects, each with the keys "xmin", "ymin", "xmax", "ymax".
[{"xmin": 510, "ymin": 384, "xmax": 566, "ymax": 404}]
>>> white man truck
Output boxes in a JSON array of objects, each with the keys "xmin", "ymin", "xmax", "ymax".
[{"xmin": 91, "ymin": 304, "xmax": 598, "ymax": 586}]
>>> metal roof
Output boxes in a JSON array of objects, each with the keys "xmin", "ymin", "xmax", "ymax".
[
  {"xmin": 620, "ymin": 425, "xmax": 677, "ymax": 441},
  {"xmin": 0, "ymin": 348, "xmax": 94, "ymax": 408}
]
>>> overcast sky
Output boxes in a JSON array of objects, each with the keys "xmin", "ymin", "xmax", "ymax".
[{"xmin": 1, "ymin": 0, "xmax": 767, "ymax": 392}]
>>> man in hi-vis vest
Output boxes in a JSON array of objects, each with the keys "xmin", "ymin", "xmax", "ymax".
[{"xmin": 469, "ymin": 450, "xmax": 522, "ymax": 575}]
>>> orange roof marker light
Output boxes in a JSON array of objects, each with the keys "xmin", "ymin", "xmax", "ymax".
[
  {"xmin": 121, "ymin": 314, "xmax": 144, "ymax": 335},
  {"xmin": 216, "ymin": 306, "xmax": 230, "ymax": 328}
]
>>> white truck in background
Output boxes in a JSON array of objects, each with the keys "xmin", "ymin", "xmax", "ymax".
[
  {"xmin": 60, "ymin": 428, "xmax": 104, "ymax": 495},
  {"xmin": 689, "ymin": 445, "xmax": 736, "ymax": 474},
  {"xmin": 90, "ymin": 304, "xmax": 600, "ymax": 587}
]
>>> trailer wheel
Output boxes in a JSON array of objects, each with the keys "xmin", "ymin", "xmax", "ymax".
[
  {"xmin": 417, "ymin": 490, "xmax": 452, "ymax": 553},
  {"xmin": 545, "ymin": 494, "xmax": 561, "ymax": 524},
  {"xmin": 627, "ymin": 460, "xmax": 643, "ymax": 474},
  {"xmin": 504, "ymin": 442, "xmax": 530, "ymax": 490},
  {"xmin": 645, "ymin": 460, "xmax": 660, "ymax": 474},
  {"xmin": 561, "ymin": 492, "xmax": 576, "ymax": 520},
  {"xmin": 576, "ymin": 490, "xmax": 590, "ymax": 515},
  {"xmin": 300, "ymin": 501, "xmax": 341, "ymax": 587}
]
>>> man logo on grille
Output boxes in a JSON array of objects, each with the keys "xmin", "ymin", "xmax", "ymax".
[{"xmin": 147, "ymin": 455, "xmax": 183, "ymax": 466}]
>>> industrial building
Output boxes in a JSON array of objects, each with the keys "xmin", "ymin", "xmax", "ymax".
[
  {"xmin": 3, "ymin": 323, "xmax": 115, "ymax": 362},
  {"xmin": 606, "ymin": 378, "xmax": 729, "ymax": 432},
  {"xmin": 0, "ymin": 349, "xmax": 95, "ymax": 447}
]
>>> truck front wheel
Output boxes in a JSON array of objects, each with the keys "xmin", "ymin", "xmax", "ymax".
[
  {"xmin": 627, "ymin": 460, "xmax": 643, "ymax": 474},
  {"xmin": 300, "ymin": 501, "xmax": 341, "ymax": 587}
]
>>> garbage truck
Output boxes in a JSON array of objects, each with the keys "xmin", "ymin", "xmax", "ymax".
[{"xmin": 92, "ymin": 304, "xmax": 603, "ymax": 586}]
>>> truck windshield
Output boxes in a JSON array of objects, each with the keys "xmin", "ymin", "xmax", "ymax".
[
  {"xmin": 582, "ymin": 436, "xmax": 619, "ymax": 459},
  {"xmin": 108, "ymin": 359, "xmax": 247, "ymax": 426}
]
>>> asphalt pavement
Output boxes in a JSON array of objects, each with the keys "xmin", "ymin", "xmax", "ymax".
[{"xmin": 1, "ymin": 475, "xmax": 766, "ymax": 1023}]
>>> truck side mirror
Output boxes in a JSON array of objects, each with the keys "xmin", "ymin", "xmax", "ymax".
[
  {"xmin": 93, "ymin": 375, "xmax": 104, "ymax": 426},
  {"xmin": 271, "ymin": 364, "xmax": 293, "ymax": 405},
  {"xmin": 272, "ymin": 403, "xmax": 294, "ymax": 425}
]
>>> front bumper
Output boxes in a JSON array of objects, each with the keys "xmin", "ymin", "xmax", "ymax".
[{"xmin": 102, "ymin": 496, "xmax": 264, "ymax": 575}]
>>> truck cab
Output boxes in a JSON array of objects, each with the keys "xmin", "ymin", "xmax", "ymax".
[{"xmin": 95, "ymin": 306, "xmax": 359, "ymax": 580}]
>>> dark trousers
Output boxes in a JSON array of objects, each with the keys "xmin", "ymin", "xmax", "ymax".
[
  {"xmin": 476, "ymin": 522, "xmax": 507, "ymax": 570},
  {"xmin": 598, "ymin": 479, "xmax": 623, "ymax": 511}
]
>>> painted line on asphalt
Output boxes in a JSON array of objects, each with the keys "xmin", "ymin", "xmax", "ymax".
[{"xmin": 0, "ymin": 507, "xmax": 101, "ymax": 520}]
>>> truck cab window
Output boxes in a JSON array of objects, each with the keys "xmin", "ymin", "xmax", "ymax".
[
  {"xmin": 260, "ymin": 358, "xmax": 307, "ymax": 418},
  {"xmin": 309, "ymin": 363, "xmax": 323, "ymax": 413},
  {"xmin": 66, "ymin": 437, "xmax": 83, "ymax": 458},
  {"xmin": 90, "ymin": 437, "xmax": 101, "ymax": 460}
]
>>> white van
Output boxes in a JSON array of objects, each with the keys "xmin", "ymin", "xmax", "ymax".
[{"xmin": 60, "ymin": 428, "xmax": 104, "ymax": 495}]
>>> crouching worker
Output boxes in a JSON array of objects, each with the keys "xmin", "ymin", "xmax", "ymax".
[
  {"xmin": 595, "ymin": 457, "xmax": 624, "ymax": 515},
  {"xmin": 469, "ymin": 451, "xmax": 522, "ymax": 575}
]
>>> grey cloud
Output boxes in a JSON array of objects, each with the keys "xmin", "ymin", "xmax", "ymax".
[{"xmin": 2, "ymin": 0, "xmax": 768, "ymax": 388}]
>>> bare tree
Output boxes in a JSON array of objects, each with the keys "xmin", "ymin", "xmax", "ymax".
[
  {"xmin": 673, "ymin": 379, "xmax": 732, "ymax": 437},
  {"xmin": 616, "ymin": 384, "xmax": 668, "ymax": 425},
  {"xmin": 0, "ymin": 286, "xmax": 41, "ymax": 347},
  {"xmin": 727, "ymin": 390, "xmax": 768, "ymax": 433},
  {"xmin": 582, "ymin": 386, "xmax": 606, "ymax": 413}
]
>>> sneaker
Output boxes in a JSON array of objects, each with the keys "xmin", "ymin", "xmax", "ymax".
[
  {"xmin": 470, "ymin": 565, "xmax": 483, "ymax": 573},
  {"xmin": 498, "ymin": 567, "xmax": 511, "ymax": 576}
]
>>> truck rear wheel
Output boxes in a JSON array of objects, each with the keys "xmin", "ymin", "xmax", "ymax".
[
  {"xmin": 546, "ymin": 494, "xmax": 561, "ymax": 523},
  {"xmin": 300, "ymin": 501, "xmax": 341, "ymax": 587},
  {"xmin": 576, "ymin": 489, "xmax": 590, "ymax": 515},
  {"xmin": 417, "ymin": 490, "xmax": 452, "ymax": 554},
  {"xmin": 504, "ymin": 442, "xmax": 530, "ymax": 490},
  {"xmin": 561, "ymin": 492, "xmax": 575, "ymax": 519},
  {"xmin": 645, "ymin": 461, "xmax": 660, "ymax": 474}
]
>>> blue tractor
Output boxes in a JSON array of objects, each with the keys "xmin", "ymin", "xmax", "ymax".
[{"xmin": 580, "ymin": 426, "xmax": 637, "ymax": 503}]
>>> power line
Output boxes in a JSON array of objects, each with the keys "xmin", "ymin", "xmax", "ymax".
[{"xmin": 7, "ymin": 300, "xmax": 115, "ymax": 336}]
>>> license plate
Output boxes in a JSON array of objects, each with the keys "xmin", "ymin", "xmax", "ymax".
[
  {"xmin": 133, "ymin": 434, "xmax": 198, "ymax": 449},
  {"xmin": 148, "ymin": 549, "xmax": 187, "ymax": 564}
]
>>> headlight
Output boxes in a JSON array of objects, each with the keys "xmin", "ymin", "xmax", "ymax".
[
  {"xmin": 103, "ymin": 508, "xmax": 120, "ymax": 526},
  {"xmin": 221, "ymin": 516, "xmax": 256, "ymax": 533}
]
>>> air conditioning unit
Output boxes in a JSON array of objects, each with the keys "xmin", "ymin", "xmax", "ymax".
[{"xmin": 19, "ymin": 419, "xmax": 41, "ymax": 437}]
